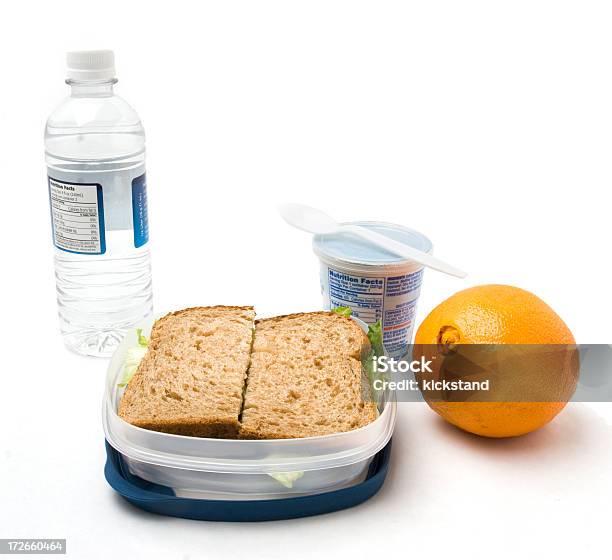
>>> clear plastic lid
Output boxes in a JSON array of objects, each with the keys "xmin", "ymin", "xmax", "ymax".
[{"xmin": 313, "ymin": 221, "xmax": 432, "ymax": 272}]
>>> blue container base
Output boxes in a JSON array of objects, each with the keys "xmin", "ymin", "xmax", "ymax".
[{"xmin": 104, "ymin": 439, "xmax": 392, "ymax": 522}]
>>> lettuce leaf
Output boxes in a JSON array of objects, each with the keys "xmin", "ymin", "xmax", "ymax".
[
  {"xmin": 136, "ymin": 328, "xmax": 149, "ymax": 348},
  {"xmin": 367, "ymin": 320, "xmax": 384, "ymax": 357},
  {"xmin": 363, "ymin": 320, "xmax": 385, "ymax": 402},
  {"xmin": 268, "ymin": 471, "xmax": 305, "ymax": 488},
  {"xmin": 331, "ymin": 306, "xmax": 353, "ymax": 318},
  {"xmin": 117, "ymin": 329, "xmax": 150, "ymax": 388}
]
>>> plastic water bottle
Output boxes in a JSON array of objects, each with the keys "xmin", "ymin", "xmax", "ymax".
[{"xmin": 45, "ymin": 50, "xmax": 153, "ymax": 357}]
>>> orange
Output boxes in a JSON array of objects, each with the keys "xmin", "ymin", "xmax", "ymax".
[{"xmin": 414, "ymin": 284, "xmax": 578, "ymax": 438}]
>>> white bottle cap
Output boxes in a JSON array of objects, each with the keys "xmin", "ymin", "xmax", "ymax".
[{"xmin": 66, "ymin": 50, "xmax": 116, "ymax": 82}]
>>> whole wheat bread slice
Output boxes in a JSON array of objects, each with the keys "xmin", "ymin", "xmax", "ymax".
[
  {"xmin": 118, "ymin": 306, "xmax": 254, "ymax": 438},
  {"xmin": 240, "ymin": 312, "xmax": 378, "ymax": 439}
]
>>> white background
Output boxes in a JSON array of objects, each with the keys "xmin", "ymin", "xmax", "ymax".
[{"xmin": 1, "ymin": 1, "xmax": 611, "ymax": 559}]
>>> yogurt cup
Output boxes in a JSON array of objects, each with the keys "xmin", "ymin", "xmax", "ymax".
[{"xmin": 313, "ymin": 221, "xmax": 432, "ymax": 359}]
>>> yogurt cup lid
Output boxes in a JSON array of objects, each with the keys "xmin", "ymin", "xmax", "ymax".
[{"xmin": 312, "ymin": 221, "xmax": 433, "ymax": 267}]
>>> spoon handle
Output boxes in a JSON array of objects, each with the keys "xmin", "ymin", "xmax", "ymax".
[{"xmin": 343, "ymin": 224, "xmax": 467, "ymax": 278}]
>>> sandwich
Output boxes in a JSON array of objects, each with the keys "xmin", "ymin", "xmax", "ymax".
[
  {"xmin": 118, "ymin": 306, "xmax": 254, "ymax": 438},
  {"xmin": 118, "ymin": 307, "xmax": 378, "ymax": 439},
  {"xmin": 240, "ymin": 312, "xmax": 377, "ymax": 438}
]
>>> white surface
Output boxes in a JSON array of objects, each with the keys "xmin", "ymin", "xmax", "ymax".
[{"xmin": 0, "ymin": 1, "xmax": 611, "ymax": 558}]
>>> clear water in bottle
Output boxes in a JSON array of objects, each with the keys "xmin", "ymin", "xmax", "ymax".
[{"xmin": 45, "ymin": 51, "xmax": 153, "ymax": 357}]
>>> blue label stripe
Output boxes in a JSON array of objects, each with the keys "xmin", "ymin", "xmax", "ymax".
[{"xmin": 131, "ymin": 173, "xmax": 149, "ymax": 248}]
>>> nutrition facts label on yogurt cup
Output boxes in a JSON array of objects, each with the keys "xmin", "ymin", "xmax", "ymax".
[
  {"xmin": 328, "ymin": 270, "xmax": 384, "ymax": 324},
  {"xmin": 324, "ymin": 267, "xmax": 424, "ymax": 358},
  {"xmin": 48, "ymin": 178, "xmax": 105, "ymax": 255},
  {"xmin": 381, "ymin": 270, "xmax": 423, "ymax": 356}
]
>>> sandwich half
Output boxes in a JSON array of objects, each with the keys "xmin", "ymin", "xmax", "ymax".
[
  {"xmin": 240, "ymin": 311, "xmax": 378, "ymax": 439},
  {"xmin": 118, "ymin": 306, "xmax": 254, "ymax": 437}
]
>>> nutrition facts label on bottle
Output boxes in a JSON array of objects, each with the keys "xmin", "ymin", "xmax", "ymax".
[{"xmin": 48, "ymin": 177, "xmax": 106, "ymax": 254}]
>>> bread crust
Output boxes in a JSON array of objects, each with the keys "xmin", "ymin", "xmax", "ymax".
[{"xmin": 254, "ymin": 311, "xmax": 370, "ymax": 360}]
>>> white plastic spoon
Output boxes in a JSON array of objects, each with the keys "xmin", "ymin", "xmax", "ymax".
[{"xmin": 279, "ymin": 203, "xmax": 467, "ymax": 278}]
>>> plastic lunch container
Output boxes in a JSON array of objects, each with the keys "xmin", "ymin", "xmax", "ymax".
[
  {"xmin": 103, "ymin": 316, "xmax": 397, "ymax": 501},
  {"xmin": 313, "ymin": 221, "xmax": 432, "ymax": 360}
]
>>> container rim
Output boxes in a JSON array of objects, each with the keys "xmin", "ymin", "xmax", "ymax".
[{"xmin": 103, "ymin": 398, "xmax": 396, "ymax": 473}]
